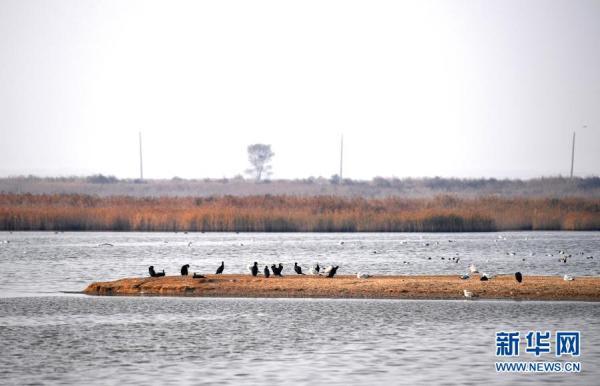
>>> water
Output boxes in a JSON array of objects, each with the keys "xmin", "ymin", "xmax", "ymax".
[
  {"xmin": 0, "ymin": 231, "xmax": 599, "ymax": 385},
  {"xmin": 0, "ymin": 231, "xmax": 598, "ymax": 296}
]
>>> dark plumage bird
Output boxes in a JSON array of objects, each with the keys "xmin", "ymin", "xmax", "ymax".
[
  {"xmin": 193, "ymin": 273, "xmax": 205, "ymax": 279},
  {"xmin": 315, "ymin": 263, "xmax": 320, "ymax": 273},
  {"xmin": 181, "ymin": 264, "xmax": 190, "ymax": 276},
  {"xmin": 250, "ymin": 262, "xmax": 258, "ymax": 277},
  {"xmin": 148, "ymin": 266, "xmax": 165, "ymax": 277},
  {"xmin": 294, "ymin": 262, "xmax": 305, "ymax": 275},
  {"xmin": 264, "ymin": 266, "xmax": 270, "ymax": 278},
  {"xmin": 515, "ymin": 272, "xmax": 523, "ymax": 283},
  {"xmin": 327, "ymin": 266, "xmax": 339, "ymax": 278},
  {"xmin": 216, "ymin": 261, "xmax": 224, "ymax": 274}
]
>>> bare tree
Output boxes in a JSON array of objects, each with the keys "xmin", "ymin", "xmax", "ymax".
[{"xmin": 246, "ymin": 144, "xmax": 274, "ymax": 181}]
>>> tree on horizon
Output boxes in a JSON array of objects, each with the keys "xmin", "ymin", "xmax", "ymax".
[{"xmin": 246, "ymin": 144, "xmax": 274, "ymax": 181}]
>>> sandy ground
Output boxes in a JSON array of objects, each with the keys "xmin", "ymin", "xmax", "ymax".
[{"xmin": 83, "ymin": 274, "xmax": 600, "ymax": 301}]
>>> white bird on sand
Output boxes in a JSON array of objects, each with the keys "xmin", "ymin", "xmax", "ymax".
[
  {"xmin": 469, "ymin": 264, "xmax": 479, "ymax": 274},
  {"xmin": 323, "ymin": 265, "xmax": 334, "ymax": 275},
  {"xmin": 463, "ymin": 289, "xmax": 477, "ymax": 298},
  {"xmin": 357, "ymin": 272, "xmax": 371, "ymax": 279},
  {"xmin": 309, "ymin": 266, "xmax": 319, "ymax": 275},
  {"xmin": 563, "ymin": 274, "xmax": 574, "ymax": 281}
]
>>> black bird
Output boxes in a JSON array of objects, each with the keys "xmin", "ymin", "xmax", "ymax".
[
  {"xmin": 193, "ymin": 273, "xmax": 205, "ymax": 279},
  {"xmin": 149, "ymin": 266, "xmax": 165, "ymax": 277},
  {"xmin": 181, "ymin": 264, "xmax": 190, "ymax": 276},
  {"xmin": 264, "ymin": 266, "xmax": 270, "ymax": 278},
  {"xmin": 250, "ymin": 262, "xmax": 259, "ymax": 277},
  {"xmin": 216, "ymin": 261, "xmax": 225, "ymax": 274},
  {"xmin": 327, "ymin": 266, "xmax": 339, "ymax": 278},
  {"xmin": 515, "ymin": 272, "xmax": 523, "ymax": 283},
  {"xmin": 294, "ymin": 262, "xmax": 305, "ymax": 275},
  {"xmin": 315, "ymin": 263, "xmax": 320, "ymax": 273},
  {"xmin": 271, "ymin": 264, "xmax": 281, "ymax": 276}
]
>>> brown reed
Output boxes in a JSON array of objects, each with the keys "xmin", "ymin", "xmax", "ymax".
[{"xmin": 0, "ymin": 193, "xmax": 598, "ymax": 232}]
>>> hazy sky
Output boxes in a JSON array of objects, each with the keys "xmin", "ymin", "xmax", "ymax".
[{"xmin": 1, "ymin": 0, "xmax": 599, "ymax": 180}]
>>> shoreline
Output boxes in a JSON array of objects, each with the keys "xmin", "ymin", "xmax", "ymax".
[{"xmin": 84, "ymin": 274, "xmax": 600, "ymax": 301}]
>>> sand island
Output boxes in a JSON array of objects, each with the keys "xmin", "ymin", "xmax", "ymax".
[{"xmin": 84, "ymin": 274, "xmax": 600, "ymax": 301}]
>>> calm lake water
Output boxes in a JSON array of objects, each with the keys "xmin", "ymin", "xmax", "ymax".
[{"xmin": 0, "ymin": 231, "xmax": 599, "ymax": 385}]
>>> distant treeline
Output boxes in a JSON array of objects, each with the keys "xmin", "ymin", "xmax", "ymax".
[
  {"xmin": 1, "ymin": 175, "xmax": 599, "ymax": 198},
  {"xmin": 0, "ymin": 193, "xmax": 598, "ymax": 232}
]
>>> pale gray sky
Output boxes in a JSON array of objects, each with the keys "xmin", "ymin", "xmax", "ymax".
[{"xmin": 0, "ymin": 0, "xmax": 599, "ymax": 180}]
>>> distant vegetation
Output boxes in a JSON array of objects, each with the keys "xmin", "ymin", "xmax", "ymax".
[
  {"xmin": 0, "ymin": 175, "xmax": 599, "ymax": 198},
  {"xmin": 0, "ymin": 193, "xmax": 598, "ymax": 232}
]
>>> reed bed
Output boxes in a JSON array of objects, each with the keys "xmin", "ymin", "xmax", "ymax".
[{"xmin": 0, "ymin": 193, "xmax": 598, "ymax": 232}]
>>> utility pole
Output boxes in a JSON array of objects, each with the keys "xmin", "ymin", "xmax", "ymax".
[
  {"xmin": 139, "ymin": 132, "xmax": 144, "ymax": 180},
  {"xmin": 570, "ymin": 131, "xmax": 575, "ymax": 179},
  {"xmin": 339, "ymin": 134, "xmax": 344, "ymax": 182}
]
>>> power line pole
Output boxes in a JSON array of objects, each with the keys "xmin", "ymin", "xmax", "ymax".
[
  {"xmin": 139, "ymin": 132, "xmax": 144, "ymax": 180},
  {"xmin": 339, "ymin": 134, "xmax": 344, "ymax": 182},
  {"xmin": 570, "ymin": 131, "xmax": 575, "ymax": 179}
]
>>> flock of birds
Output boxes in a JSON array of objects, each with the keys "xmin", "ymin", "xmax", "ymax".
[
  {"xmin": 148, "ymin": 261, "xmax": 343, "ymax": 278},
  {"xmin": 461, "ymin": 262, "xmax": 576, "ymax": 298}
]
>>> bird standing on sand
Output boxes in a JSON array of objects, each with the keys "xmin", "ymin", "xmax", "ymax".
[
  {"xmin": 181, "ymin": 264, "xmax": 190, "ymax": 276},
  {"xmin": 294, "ymin": 262, "xmax": 305, "ymax": 275},
  {"xmin": 463, "ymin": 289, "xmax": 477, "ymax": 298},
  {"xmin": 469, "ymin": 264, "xmax": 479, "ymax": 274},
  {"xmin": 357, "ymin": 272, "xmax": 371, "ymax": 279},
  {"xmin": 216, "ymin": 261, "xmax": 224, "ymax": 274},
  {"xmin": 148, "ymin": 266, "xmax": 165, "ymax": 277},
  {"xmin": 264, "ymin": 266, "xmax": 270, "ymax": 278},
  {"xmin": 249, "ymin": 262, "xmax": 259, "ymax": 276},
  {"xmin": 563, "ymin": 274, "xmax": 574, "ymax": 281},
  {"xmin": 327, "ymin": 266, "xmax": 339, "ymax": 278},
  {"xmin": 515, "ymin": 272, "xmax": 523, "ymax": 283}
]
